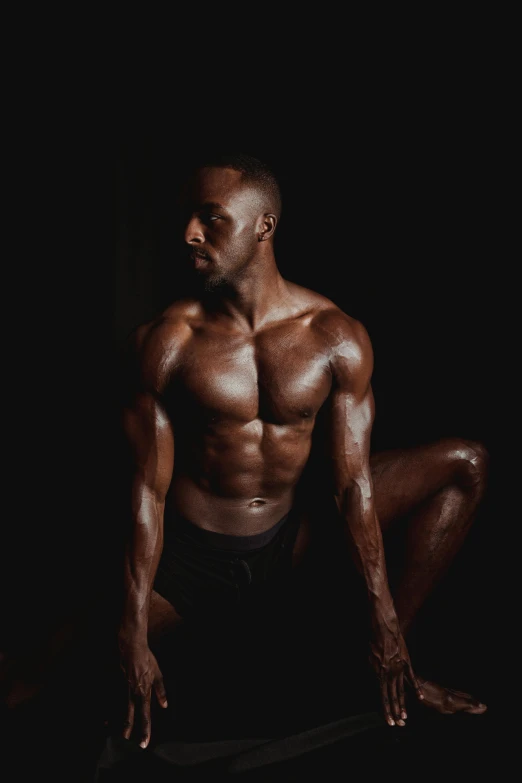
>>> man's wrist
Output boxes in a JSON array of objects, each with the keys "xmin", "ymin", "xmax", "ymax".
[
  {"xmin": 118, "ymin": 620, "xmax": 149, "ymax": 647},
  {"xmin": 368, "ymin": 594, "xmax": 400, "ymax": 630}
]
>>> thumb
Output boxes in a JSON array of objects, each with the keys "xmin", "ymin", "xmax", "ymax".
[{"xmin": 407, "ymin": 664, "xmax": 424, "ymax": 701}]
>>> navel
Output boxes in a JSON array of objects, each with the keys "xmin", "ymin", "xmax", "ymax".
[{"xmin": 248, "ymin": 498, "xmax": 266, "ymax": 508}]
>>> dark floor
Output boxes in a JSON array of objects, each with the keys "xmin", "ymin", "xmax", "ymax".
[
  {"xmin": 2, "ymin": 521, "xmax": 505, "ymax": 782},
  {"xmin": 2, "ymin": 639, "xmax": 503, "ymax": 782}
]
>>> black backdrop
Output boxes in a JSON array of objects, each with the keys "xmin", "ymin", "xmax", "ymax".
[
  {"xmin": 107, "ymin": 128, "xmax": 502, "ymax": 696},
  {"xmin": 4, "ymin": 93, "xmax": 509, "ymax": 743}
]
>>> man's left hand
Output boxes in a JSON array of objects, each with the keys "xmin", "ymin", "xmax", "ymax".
[{"xmin": 369, "ymin": 630, "xmax": 424, "ymax": 726}]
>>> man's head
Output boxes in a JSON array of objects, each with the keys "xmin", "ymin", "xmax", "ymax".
[{"xmin": 179, "ymin": 153, "xmax": 282, "ymax": 291}]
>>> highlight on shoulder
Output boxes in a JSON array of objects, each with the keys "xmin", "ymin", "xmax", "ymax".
[
  {"xmin": 121, "ymin": 299, "xmax": 201, "ymax": 391},
  {"xmin": 128, "ymin": 299, "xmax": 202, "ymax": 350},
  {"xmin": 309, "ymin": 299, "xmax": 374, "ymax": 376}
]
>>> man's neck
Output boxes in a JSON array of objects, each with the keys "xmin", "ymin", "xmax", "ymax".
[{"xmin": 206, "ymin": 257, "xmax": 292, "ymax": 332}]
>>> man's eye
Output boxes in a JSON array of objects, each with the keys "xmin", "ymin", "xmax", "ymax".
[{"xmin": 200, "ymin": 213, "xmax": 221, "ymax": 225}]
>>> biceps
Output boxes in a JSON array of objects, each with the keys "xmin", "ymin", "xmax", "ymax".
[{"xmin": 124, "ymin": 396, "xmax": 174, "ymax": 500}]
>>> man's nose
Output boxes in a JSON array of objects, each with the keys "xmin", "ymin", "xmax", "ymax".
[{"xmin": 184, "ymin": 216, "xmax": 204, "ymax": 245}]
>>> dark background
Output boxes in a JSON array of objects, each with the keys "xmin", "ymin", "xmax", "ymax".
[
  {"xmin": 3, "ymin": 65, "xmax": 512, "ymax": 777},
  {"xmin": 9, "ymin": 121, "xmax": 505, "ymax": 676},
  {"xmin": 106, "ymin": 126, "xmax": 503, "ymax": 702}
]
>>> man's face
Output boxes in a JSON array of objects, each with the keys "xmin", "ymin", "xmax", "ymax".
[{"xmin": 180, "ymin": 167, "xmax": 265, "ymax": 290}]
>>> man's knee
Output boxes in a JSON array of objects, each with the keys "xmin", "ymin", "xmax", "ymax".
[
  {"xmin": 148, "ymin": 590, "xmax": 183, "ymax": 646},
  {"xmin": 446, "ymin": 438, "xmax": 489, "ymax": 490}
]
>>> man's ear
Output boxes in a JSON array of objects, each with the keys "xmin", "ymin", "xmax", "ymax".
[{"xmin": 258, "ymin": 214, "xmax": 277, "ymax": 241}]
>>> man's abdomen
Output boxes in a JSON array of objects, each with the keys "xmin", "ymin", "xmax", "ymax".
[{"xmin": 165, "ymin": 420, "xmax": 314, "ymax": 535}]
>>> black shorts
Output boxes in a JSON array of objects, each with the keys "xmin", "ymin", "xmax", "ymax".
[{"xmin": 153, "ymin": 511, "xmax": 301, "ymax": 619}]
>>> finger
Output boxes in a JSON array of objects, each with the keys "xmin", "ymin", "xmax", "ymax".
[
  {"xmin": 139, "ymin": 694, "xmax": 152, "ymax": 749},
  {"xmin": 154, "ymin": 675, "xmax": 168, "ymax": 709},
  {"xmin": 122, "ymin": 695, "xmax": 135, "ymax": 740},
  {"xmin": 388, "ymin": 677, "xmax": 405, "ymax": 726},
  {"xmin": 398, "ymin": 671, "xmax": 407, "ymax": 720},
  {"xmin": 407, "ymin": 663, "xmax": 424, "ymax": 701},
  {"xmin": 379, "ymin": 672, "xmax": 395, "ymax": 726}
]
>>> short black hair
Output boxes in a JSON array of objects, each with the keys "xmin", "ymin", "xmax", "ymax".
[{"xmin": 189, "ymin": 151, "xmax": 282, "ymax": 219}]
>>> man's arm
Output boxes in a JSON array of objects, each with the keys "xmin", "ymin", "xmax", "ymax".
[
  {"xmin": 328, "ymin": 317, "xmax": 423, "ymax": 727},
  {"xmin": 119, "ymin": 389, "xmax": 174, "ymax": 645},
  {"xmin": 117, "ymin": 334, "xmax": 175, "ymax": 748}
]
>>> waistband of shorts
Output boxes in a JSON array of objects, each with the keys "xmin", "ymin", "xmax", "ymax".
[{"xmin": 166, "ymin": 511, "xmax": 292, "ymax": 552}]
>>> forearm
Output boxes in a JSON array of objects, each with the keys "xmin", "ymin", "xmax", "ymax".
[
  {"xmin": 119, "ymin": 489, "xmax": 164, "ymax": 643},
  {"xmin": 340, "ymin": 481, "xmax": 397, "ymax": 628}
]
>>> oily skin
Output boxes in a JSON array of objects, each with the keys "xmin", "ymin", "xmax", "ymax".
[{"xmin": 117, "ymin": 167, "xmax": 487, "ymax": 748}]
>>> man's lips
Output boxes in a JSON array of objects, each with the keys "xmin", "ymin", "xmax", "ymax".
[{"xmin": 190, "ymin": 250, "xmax": 211, "ymax": 269}]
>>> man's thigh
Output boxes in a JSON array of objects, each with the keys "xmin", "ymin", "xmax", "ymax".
[{"xmin": 370, "ymin": 438, "xmax": 474, "ymax": 532}]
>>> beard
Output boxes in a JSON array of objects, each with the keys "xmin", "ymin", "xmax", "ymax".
[
  {"xmin": 191, "ymin": 268, "xmax": 237, "ymax": 298},
  {"xmin": 189, "ymin": 246, "xmax": 255, "ymax": 295},
  {"xmin": 199, "ymin": 271, "xmax": 230, "ymax": 293}
]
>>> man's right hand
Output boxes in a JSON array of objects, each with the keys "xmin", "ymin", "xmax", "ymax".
[{"xmin": 118, "ymin": 642, "xmax": 168, "ymax": 748}]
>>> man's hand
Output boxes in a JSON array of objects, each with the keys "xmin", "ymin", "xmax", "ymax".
[
  {"xmin": 119, "ymin": 642, "xmax": 168, "ymax": 748},
  {"xmin": 369, "ymin": 628, "xmax": 424, "ymax": 727}
]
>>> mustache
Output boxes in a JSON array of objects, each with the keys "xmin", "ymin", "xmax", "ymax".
[{"xmin": 189, "ymin": 248, "xmax": 211, "ymax": 261}]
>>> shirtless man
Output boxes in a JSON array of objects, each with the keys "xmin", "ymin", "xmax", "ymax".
[{"xmin": 117, "ymin": 153, "xmax": 488, "ymax": 750}]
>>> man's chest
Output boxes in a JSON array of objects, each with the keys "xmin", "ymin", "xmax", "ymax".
[{"xmin": 168, "ymin": 327, "xmax": 333, "ymax": 424}]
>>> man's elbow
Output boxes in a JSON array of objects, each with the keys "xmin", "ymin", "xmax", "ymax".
[{"xmin": 131, "ymin": 484, "xmax": 166, "ymax": 521}]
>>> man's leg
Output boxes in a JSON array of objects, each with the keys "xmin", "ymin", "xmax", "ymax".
[
  {"xmin": 148, "ymin": 590, "xmax": 183, "ymax": 645},
  {"xmin": 370, "ymin": 437, "xmax": 489, "ymax": 714}
]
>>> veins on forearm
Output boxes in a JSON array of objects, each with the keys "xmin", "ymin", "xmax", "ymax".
[
  {"xmin": 340, "ymin": 480, "xmax": 396, "ymax": 616},
  {"xmin": 121, "ymin": 495, "xmax": 164, "ymax": 631}
]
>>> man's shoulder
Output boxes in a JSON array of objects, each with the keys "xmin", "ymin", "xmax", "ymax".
[
  {"xmin": 130, "ymin": 298, "xmax": 202, "ymax": 353},
  {"xmin": 286, "ymin": 287, "xmax": 373, "ymax": 382},
  {"xmin": 122, "ymin": 299, "xmax": 202, "ymax": 387},
  {"xmin": 287, "ymin": 282, "xmax": 370, "ymax": 353}
]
